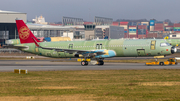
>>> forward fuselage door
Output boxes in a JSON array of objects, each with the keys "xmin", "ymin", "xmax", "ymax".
[{"xmin": 151, "ymin": 40, "xmax": 156, "ymax": 50}]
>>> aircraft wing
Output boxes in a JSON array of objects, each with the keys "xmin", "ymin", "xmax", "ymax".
[
  {"xmin": 32, "ymin": 37, "xmax": 105, "ymax": 55},
  {"xmin": 40, "ymin": 47, "xmax": 87, "ymax": 53},
  {"xmin": 3, "ymin": 45, "xmax": 28, "ymax": 49},
  {"xmin": 38, "ymin": 46, "xmax": 105, "ymax": 55}
]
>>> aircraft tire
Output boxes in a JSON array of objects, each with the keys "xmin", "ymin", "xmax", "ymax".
[
  {"xmin": 81, "ymin": 61, "xmax": 87, "ymax": 66},
  {"xmin": 160, "ymin": 62, "xmax": 164, "ymax": 66},
  {"xmin": 98, "ymin": 61, "xmax": 104, "ymax": 65},
  {"xmin": 81, "ymin": 61, "xmax": 88, "ymax": 66},
  {"xmin": 85, "ymin": 61, "xmax": 88, "ymax": 65}
]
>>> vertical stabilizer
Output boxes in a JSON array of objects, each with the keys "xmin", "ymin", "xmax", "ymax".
[{"xmin": 16, "ymin": 19, "xmax": 41, "ymax": 44}]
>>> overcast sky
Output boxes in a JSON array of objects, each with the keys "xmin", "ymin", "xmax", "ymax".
[{"xmin": 1, "ymin": 0, "xmax": 180, "ymax": 22}]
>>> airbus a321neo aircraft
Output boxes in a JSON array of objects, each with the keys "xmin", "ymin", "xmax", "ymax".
[{"xmin": 11, "ymin": 19, "xmax": 177, "ymax": 66}]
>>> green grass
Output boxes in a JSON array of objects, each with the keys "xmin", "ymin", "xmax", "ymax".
[{"xmin": 1, "ymin": 70, "xmax": 180, "ymax": 100}]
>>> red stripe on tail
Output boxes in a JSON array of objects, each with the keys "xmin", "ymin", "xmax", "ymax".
[{"xmin": 16, "ymin": 19, "xmax": 41, "ymax": 44}]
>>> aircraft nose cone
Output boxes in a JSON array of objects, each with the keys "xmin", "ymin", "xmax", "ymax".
[{"xmin": 171, "ymin": 47, "xmax": 177, "ymax": 54}]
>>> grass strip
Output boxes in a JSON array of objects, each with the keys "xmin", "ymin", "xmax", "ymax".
[{"xmin": 0, "ymin": 69, "xmax": 180, "ymax": 100}]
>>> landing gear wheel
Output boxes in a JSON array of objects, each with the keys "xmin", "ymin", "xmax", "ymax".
[
  {"xmin": 85, "ymin": 61, "xmax": 88, "ymax": 65},
  {"xmin": 160, "ymin": 62, "xmax": 164, "ymax": 66},
  {"xmin": 98, "ymin": 60, "xmax": 104, "ymax": 65},
  {"xmin": 81, "ymin": 61, "xmax": 88, "ymax": 66}
]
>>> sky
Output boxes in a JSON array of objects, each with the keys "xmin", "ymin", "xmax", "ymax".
[{"xmin": 0, "ymin": 0, "xmax": 180, "ymax": 23}]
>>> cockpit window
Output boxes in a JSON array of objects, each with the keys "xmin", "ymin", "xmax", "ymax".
[{"xmin": 160, "ymin": 43, "xmax": 171, "ymax": 47}]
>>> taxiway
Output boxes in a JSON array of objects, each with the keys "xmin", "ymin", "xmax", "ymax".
[{"xmin": 0, "ymin": 60, "xmax": 179, "ymax": 71}]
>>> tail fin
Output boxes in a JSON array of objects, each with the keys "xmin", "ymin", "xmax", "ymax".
[{"xmin": 16, "ymin": 19, "xmax": 41, "ymax": 44}]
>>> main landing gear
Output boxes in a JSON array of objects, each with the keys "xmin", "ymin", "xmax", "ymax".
[
  {"xmin": 81, "ymin": 61, "xmax": 88, "ymax": 66},
  {"xmin": 80, "ymin": 59, "xmax": 104, "ymax": 66},
  {"xmin": 96, "ymin": 60, "xmax": 104, "ymax": 65}
]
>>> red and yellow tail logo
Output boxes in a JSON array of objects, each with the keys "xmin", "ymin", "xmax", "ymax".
[
  {"xmin": 16, "ymin": 19, "xmax": 41, "ymax": 44},
  {"xmin": 19, "ymin": 26, "xmax": 30, "ymax": 40}
]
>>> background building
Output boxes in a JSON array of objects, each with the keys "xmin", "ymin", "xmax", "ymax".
[
  {"xmin": 0, "ymin": 10, "xmax": 26, "ymax": 45},
  {"xmin": 32, "ymin": 15, "xmax": 48, "ymax": 25}
]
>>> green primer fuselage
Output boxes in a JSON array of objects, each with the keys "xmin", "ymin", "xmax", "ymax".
[
  {"xmin": 17, "ymin": 39, "xmax": 172, "ymax": 58},
  {"xmin": 8, "ymin": 38, "xmax": 180, "ymax": 47},
  {"xmin": 166, "ymin": 39, "xmax": 180, "ymax": 46}
]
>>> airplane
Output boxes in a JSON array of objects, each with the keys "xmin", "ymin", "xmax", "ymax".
[
  {"xmin": 164, "ymin": 36, "xmax": 180, "ymax": 46},
  {"xmin": 9, "ymin": 19, "xmax": 177, "ymax": 66},
  {"xmin": 6, "ymin": 38, "xmax": 180, "ymax": 47},
  {"xmin": 166, "ymin": 39, "xmax": 180, "ymax": 46}
]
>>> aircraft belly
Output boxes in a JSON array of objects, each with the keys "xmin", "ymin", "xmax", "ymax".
[
  {"xmin": 122, "ymin": 40, "xmax": 149, "ymax": 57},
  {"xmin": 123, "ymin": 47, "xmax": 138, "ymax": 57}
]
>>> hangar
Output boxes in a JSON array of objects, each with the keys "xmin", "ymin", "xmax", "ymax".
[
  {"xmin": 0, "ymin": 10, "xmax": 75, "ymax": 45},
  {"xmin": 0, "ymin": 10, "xmax": 26, "ymax": 44}
]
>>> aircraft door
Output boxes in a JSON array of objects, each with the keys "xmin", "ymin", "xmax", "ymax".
[
  {"xmin": 96, "ymin": 44, "xmax": 102, "ymax": 49},
  {"xmin": 35, "ymin": 47, "xmax": 39, "ymax": 53},
  {"xmin": 137, "ymin": 49, "xmax": 145, "ymax": 56},
  {"xmin": 69, "ymin": 44, "xmax": 73, "ymax": 49},
  {"xmin": 151, "ymin": 40, "xmax": 156, "ymax": 50},
  {"xmin": 100, "ymin": 44, "xmax": 102, "ymax": 49},
  {"xmin": 96, "ymin": 44, "xmax": 99, "ymax": 49},
  {"xmin": 35, "ymin": 45, "xmax": 40, "ymax": 55}
]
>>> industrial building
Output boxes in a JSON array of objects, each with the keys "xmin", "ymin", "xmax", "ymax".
[
  {"xmin": 2, "ymin": 9, "xmax": 180, "ymax": 46},
  {"xmin": 27, "ymin": 23, "xmax": 75, "ymax": 39},
  {"xmin": 0, "ymin": 10, "xmax": 26, "ymax": 44},
  {"xmin": 0, "ymin": 10, "xmax": 125, "ymax": 46},
  {"xmin": 83, "ymin": 24, "xmax": 124, "ymax": 40}
]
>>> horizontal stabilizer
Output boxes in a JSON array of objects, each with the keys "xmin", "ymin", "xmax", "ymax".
[{"xmin": 3, "ymin": 45, "xmax": 28, "ymax": 49}]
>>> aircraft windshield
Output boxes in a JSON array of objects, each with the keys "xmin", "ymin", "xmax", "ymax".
[{"xmin": 160, "ymin": 43, "xmax": 171, "ymax": 47}]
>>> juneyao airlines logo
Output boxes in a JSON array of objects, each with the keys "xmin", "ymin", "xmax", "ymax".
[{"xmin": 19, "ymin": 26, "xmax": 30, "ymax": 40}]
